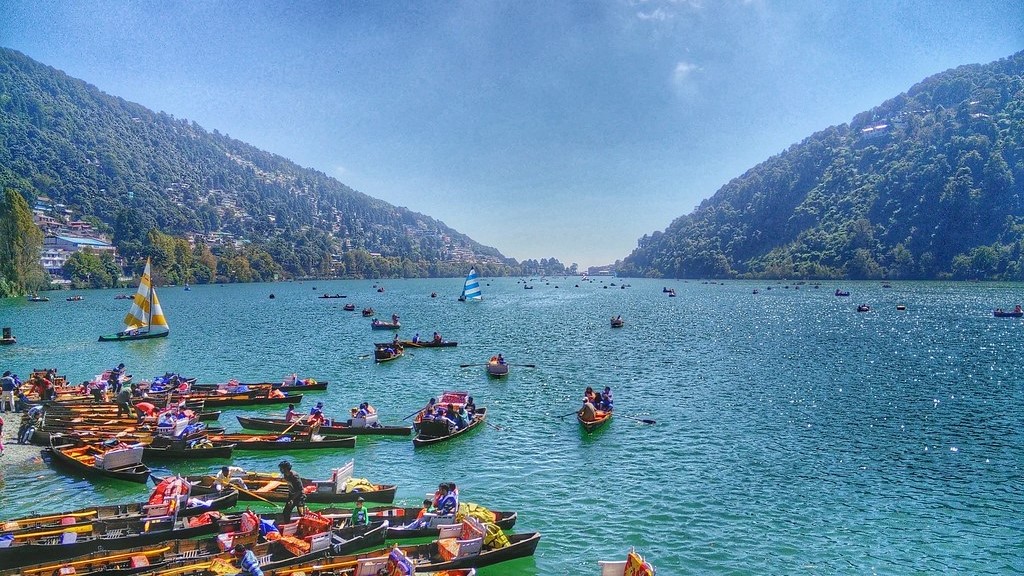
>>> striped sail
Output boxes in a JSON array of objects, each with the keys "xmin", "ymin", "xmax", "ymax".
[
  {"xmin": 123, "ymin": 259, "xmax": 169, "ymax": 332},
  {"xmin": 462, "ymin": 268, "xmax": 482, "ymax": 301}
]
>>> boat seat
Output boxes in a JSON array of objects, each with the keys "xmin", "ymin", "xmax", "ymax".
[
  {"xmin": 103, "ymin": 528, "xmax": 126, "ymax": 539},
  {"xmin": 256, "ymin": 481, "xmax": 282, "ymax": 493}
]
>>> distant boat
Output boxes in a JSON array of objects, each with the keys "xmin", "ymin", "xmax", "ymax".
[
  {"xmin": 66, "ymin": 295, "xmax": 84, "ymax": 301},
  {"xmin": 27, "ymin": 293, "xmax": 49, "ymax": 302},
  {"xmin": 459, "ymin": 268, "xmax": 483, "ymax": 301},
  {"xmin": 835, "ymin": 289, "xmax": 850, "ymax": 297},
  {"xmin": 184, "ymin": 282, "xmax": 191, "ymax": 291},
  {"xmin": 610, "ymin": 316, "xmax": 624, "ymax": 328},
  {"xmin": 98, "ymin": 258, "xmax": 169, "ymax": 342}
]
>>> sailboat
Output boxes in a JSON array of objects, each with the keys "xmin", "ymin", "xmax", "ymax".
[
  {"xmin": 98, "ymin": 258, "xmax": 170, "ymax": 342},
  {"xmin": 459, "ymin": 267, "xmax": 482, "ymax": 301}
]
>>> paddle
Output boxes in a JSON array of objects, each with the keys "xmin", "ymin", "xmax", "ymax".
[
  {"xmin": 622, "ymin": 414, "xmax": 656, "ymax": 425},
  {"xmin": 459, "ymin": 364, "xmax": 486, "ymax": 368},
  {"xmin": 484, "ymin": 421, "xmax": 503, "ymax": 431},
  {"xmin": 234, "ymin": 485, "xmax": 282, "ymax": 508},
  {"xmin": 402, "ymin": 406, "xmax": 425, "ymax": 421},
  {"xmin": 280, "ymin": 415, "xmax": 307, "ymax": 436},
  {"xmin": 558, "ymin": 410, "xmax": 580, "ymax": 419},
  {"xmin": 510, "ymin": 364, "xmax": 536, "ymax": 368}
]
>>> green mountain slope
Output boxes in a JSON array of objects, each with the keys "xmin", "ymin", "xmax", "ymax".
[
  {"xmin": 0, "ymin": 47, "xmax": 513, "ymax": 279},
  {"xmin": 619, "ymin": 50, "xmax": 1024, "ymax": 280}
]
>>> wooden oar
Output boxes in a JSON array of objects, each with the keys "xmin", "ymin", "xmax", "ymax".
[
  {"xmin": 484, "ymin": 421, "xmax": 503, "ymax": 432},
  {"xmin": 280, "ymin": 415, "xmax": 307, "ymax": 436},
  {"xmin": 21, "ymin": 545, "xmax": 172, "ymax": 575},
  {"xmin": 9, "ymin": 509, "xmax": 98, "ymax": 525},
  {"xmin": 510, "ymin": 364, "xmax": 537, "ymax": 368},
  {"xmin": 558, "ymin": 410, "xmax": 579, "ymax": 418},
  {"xmin": 459, "ymin": 364, "xmax": 486, "ymax": 368},
  {"xmin": 622, "ymin": 414, "xmax": 656, "ymax": 425},
  {"xmin": 234, "ymin": 485, "xmax": 282, "ymax": 507},
  {"xmin": 402, "ymin": 407, "xmax": 425, "ymax": 421}
]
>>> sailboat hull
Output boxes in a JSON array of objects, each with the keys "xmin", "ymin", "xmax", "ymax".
[{"xmin": 98, "ymin": 330, "xmax": 169, "ymax": 342}]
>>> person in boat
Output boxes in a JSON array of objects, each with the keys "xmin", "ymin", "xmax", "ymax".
[
  {"xmin": 443, "ymin": 403, "xmax": 459, "ymax": 428},
  {"xmin": 109, "ymin": 363, "xmax": 126, "ymax": 395},
  {"xmin": 278, "ymin": 460, "xmax": 307, "ymax": 523},
  {"xmin": 393, "ymin": 333, "xmax": 401, "ymax": 346},
  {"xmin": 432, "ymin": 331, "xmax": 442, "ymax": 343},
  {"xmin": 232, "ymin": 543, "xmax": 264, "ymax": 576},
  {"xmin": 420, "ymin": 397, "xmax": 437, "ymax": 419},
  {"xmin": 351, "ymin": 496, "xmax": 370, "ymax": 525},
  {"xmin": 579, "ymin": 396, "xmax": 597, "ymax": 422},
  {"xmin": 411, "ymin": 333, "xmax": 420, "ymax": 343},
  {"xmin": 284, "ymin": 404, "xmax": 298, "ymax": 423},
  {"xmin": 600, "ymin": 386, "xmax": 614, "ymax": 411},
  {"xmin": 216, "ymin": 465, "xmax": 248, "ymax": 491},
  {"xmin": 135, "ymin": 400, "xmax": 157, "ymax": 424},
  {"xmin": 310, "ymin": 401, "xmax": 324, "ymax": 416},
  {"xmin": 115, "ymin": 385, "xmax": 132, "ymax": 417},
  {"xmin": 435, "ymin": 482, "xmax": 458, "ymax": 515},
  {"xmin": 584, "ymin": 386, "xmax": 596, "ymax": 404},
  {"xmin": 400, "ymin": 498, "xmax": 437, "ymax": 530},
  {"xmin": 308, "ymin": 405, "xmax": 326, "ymax": 436},
  {"xmin": 454, "ymin": 404, "xmax": 469, "ymax": 429},
  {"xmin": 391, "ymin": 313, "xmax": 400, "ymax": 324},
  {"xmin": 268, "ymin": 388, "xmax": 285, "ymax": 399},
  {"xmin": 497, "ymin": 354, "xmax": 506, "ymax": 365},
  {"xmin": 464, "ymin": 396, "xmax": 476, "ymax": 416},
  {"xmin": 1016, "ymin": 305, "xmax": 1022, "ymax": 313}
]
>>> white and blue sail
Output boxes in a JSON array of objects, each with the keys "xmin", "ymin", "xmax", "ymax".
[{"xmin": 461, "ymin": 268, "xmax": 482, "ymax": 301}]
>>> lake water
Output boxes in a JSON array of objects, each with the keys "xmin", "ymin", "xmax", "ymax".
[{"xmin": 0, "ymin": 278, "xmax": 1021, "ymax": 574}]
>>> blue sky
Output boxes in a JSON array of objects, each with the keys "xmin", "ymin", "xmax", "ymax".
[{"xmin": 2, "ymin": 1, "xmax": 1022, "ymax": 268}]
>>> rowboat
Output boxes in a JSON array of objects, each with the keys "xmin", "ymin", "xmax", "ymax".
[
  {"xmin": 47, "ymin": 436, "xmax": 151, "ymax": 483},
  {"xmin": 323, "ymin": 505, "xmax": 518, "ymax": 540},
  {"xmin": 142, "ymin": 437, "xmax": 236, "ymax": 459},
  {"xmin": 374, "ymin": 343, "xmax": 404, "ymax": 363},
  {"xmin": 178, "ymin": 391, "xmax": 304, "ymax": 408},
  {"xmin": 578, "ymin": 409, "xmax": 612, "ymax": 433},
  {"xmin": 413, "ymin": 406, "xmax": 487, "ymax": 448},
  {"xmin": 208, "ymin": 431, "xmax": 358, "ymax": 450},
  {"xmin": 400, "ymin": 339, "xmax": 458, "ymax": 348},
  {"xmin": 0, "ymin": 509, "xmax": 226, "ymax": 569},
  {"xmin": 361, "ymin": 307, "xmax": 374, "ymax": 316},
  {"xmin": 0, "ymin": 487, "xmax": 238, "ymax": 533},
  {"xmin": 190, "ymin": 379, "xmax": 329, "ymax": 392},
  {"xmin": 343, "ymin": 303, "xmax": 356, "ymax": 311},
  {"xmin": 257, "ymin": 547, "xmax": 480, "ymax": 576},
  {"xmin": 257, "ymin": 521, "xmax": 537, "ymax": 574},
  {"xmin": 160, "ymin": 461, "xmax": 397, "ymax": 504},
  {"xmin": 237, "ymin": 415, "xmax": 412, "ymax": 437},
  {"xmin": 319, "ymin": 293, "xmax": 347, "ymax": 299},
  {"xmin": 485, "ymin": 359, "xmax": 508, "ymax": 378},
  {"xmin": 370, "ymin": 319, "xmax": 401, "ymax": 330},
  {"xmin": 598, "ymin": 548, "xmax": 656, "ymax": 575},
  {"xmin": 993, "ymin": 308, "xmax": 1023, "ymax": 317},
  {"xmin": 610, "ymin": 316, "xmax": 624, "ymax": 328}
]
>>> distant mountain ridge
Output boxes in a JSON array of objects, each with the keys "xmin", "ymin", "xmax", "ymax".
[
  {"xmin": 619, "ymin": 50, "xmax": 1024, "ymax": 280},
  {"xmin": 0, "ymin": 47, "xmax": 513, "ymax": 279}
]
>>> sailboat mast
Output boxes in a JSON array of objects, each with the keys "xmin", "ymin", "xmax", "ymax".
[{"xmin": 146, "ymin": 267, "xmax": 153, "ymax": 330}]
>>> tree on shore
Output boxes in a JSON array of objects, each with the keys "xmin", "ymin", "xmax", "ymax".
[{"xmin": 0, "ymin": 188, "xmax": 47, "ymax": 297}]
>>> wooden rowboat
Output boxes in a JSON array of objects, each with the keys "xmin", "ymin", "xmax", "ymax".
[
  {"xmin": 0, "ymin": 489, "xmax": 238, "ymax": 534},
  {"xmin": 237, "ymin": 415, "xmax": 412, "ymax": 437},
  {"xmin": 374, "ymin": 343, "xmax": 404, "ymax": 363},
  {"xmin": 370, "ymin": 319, "xmax": 401, "ymax": 330},
  {"xmin": 208, "ymin": 431, "xmax": 357, "ymax": 450},
  {"xmin": 485, "ymin": 361, "xmax": 508, "ymax": 378},
  {"xmin": 190, "ymin": 379, "xmax": 329, "ymax": 392},
  {"xmin": 141, "ymin": 439, "xmax": 236, "ymax": 460},
  {"xmin": 578, "ymin": 410, "xmax": 612, "ymax": 433},
  {"xmin": 158, "ymin": 461, "xmax": 397, "ymax": 504},
  {"xmin": 47, "ymin": 436, "xmax": 151, "ymax": 483},
  {"xmin": 400, "ymin": 340, "xmax": 457, "ymax": 348},
  {"xmin": 413, "ymin": 407, "xmax": 487, "ymax": 448},
  {"xmin": 0, "ymin": 510, "xmax": 226, "ymax": 569}
]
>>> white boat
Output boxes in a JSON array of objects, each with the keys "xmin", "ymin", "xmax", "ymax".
[
  {"xmin": 98, "ymin": 258, "xmax": 170, "ymax": 341},
  {"xmin": 459, "ymin": 268, "xmax": 483, "ymax": 301},
  {"xmin": 599, "ymin": 548, "xmax": 655, "ymax": 575}
]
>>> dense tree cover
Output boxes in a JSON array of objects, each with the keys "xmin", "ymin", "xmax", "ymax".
[
  {"xmin": 0, "ymin": 48, "xmax": 535, "ymax": 282},
  {"xmin": 619, "ymin": 51, "xmax": 1024, "ymax": 280},
  {"xmin": 0, "ymin": 187, "xmax": 47, "ymax": 295}
]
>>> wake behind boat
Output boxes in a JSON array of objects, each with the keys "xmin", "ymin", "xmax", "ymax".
[{"xmin": 99, "ymin": 258, "xmax": 169, "ymax": 342}]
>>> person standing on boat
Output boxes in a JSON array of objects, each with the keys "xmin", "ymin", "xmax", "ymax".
[
  {"xmin": 351, "ymin": 496, "xmax": 370, "ymax": 525},
  {"xmin": 412, "ymin": 333, "xmax": 420, "ymax": 343},
  {"xmin": 232, "ymin": 544, "xmax": 264, "ymax": 576},
  {"xmin": 109, "ymin": 363, "xmax": 125, "ymax": 395},
  {"xmin": 115, "ymin": 385, "xmax": 132, "ymax": 417},
  {"xmin": 278, "ymin": 460, "xmax": 306, "ymax": 523}
]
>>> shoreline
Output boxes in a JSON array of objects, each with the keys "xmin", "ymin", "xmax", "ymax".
[{"xmin": 0, "ymin": 412, "xmax": 46, "ymax": 468}]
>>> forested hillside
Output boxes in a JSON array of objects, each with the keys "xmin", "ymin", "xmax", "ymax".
[
  {"xmin": 619, "ymin": 50, "xmax": 1024, "ymax": 280},
  {"xmin": 0, "ymin": 47, "xmax": 521, "ymax": 282}
]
